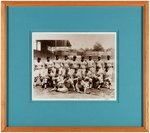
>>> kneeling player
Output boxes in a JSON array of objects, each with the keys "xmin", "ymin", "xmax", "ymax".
[
  {"xmin": 103, "ymin": 68, "xmax": 112, "ymax": 89},
  {"xmin": 94, "ymin": 67, "xmax": 104, "ymax": 89},
  {"xmin": 42, "ymin": 68, "xmax": 55, "ymax": 89},
  {"xmin": 64, "ymin": 75, "xmax": 75, "ymax": 91},
  {"xmin": 72, "ymin": 68, "xmax": 80, "ymax": 90},
  {"xmin": 84, "ymin": 68, "xmax": 93, "ymax": 89},
  {"xmin": 76, "ymin": 78, "xmax": 87, "ymax": 93}
]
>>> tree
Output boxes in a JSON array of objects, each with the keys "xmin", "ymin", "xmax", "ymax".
[{"xmin": 93, "ymin": 42, "xmax": 105, "ymax": 51}]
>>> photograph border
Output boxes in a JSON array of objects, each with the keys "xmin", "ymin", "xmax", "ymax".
[
  {"xmin": 1, "ymin": 1, "xmax": 149, "ymax": 132},
  {"xmin": 32, "ymin": 32, "xmax": 117, "ymax": 101}
]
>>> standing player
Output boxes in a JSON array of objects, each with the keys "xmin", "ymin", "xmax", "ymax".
[
  {"xmin": 62, "ymin": 55, "xmax": 70, "ymax": 77},
  {"xmin": 104, "ymin": 55, "xmax": 113, "ymax": 71},
  {"xmin": 105, "ymin": 55, "xmax": 113, "ymax": 75},
  {"xmin": 54, "ymin": 55, "xmax": 63, "ymax": 75},
  {"xmin": 34, "ymin": 57, "xmax": 44, "ymax": 86},
  {"xmin": 87, "ymin": 56, "xmax": 95, "ymax": 74},
  {"xmin": 96, "ymin": 56, "xmax": 104, "ymax": 72},
  {"xmin": 104, "ymin": 55, "xmax": 114, "ymax": 88},
  {"xmin": 63, "ymin": 55, "xmax": 70, "ymax": 69},
  {"xmin": 79, "ymin": 56, "xmax": 87, "ymax": 78},
  {"xmin": 70, "ymin": 56, "xmax": 79, "ymax": 75},
  {"xmin": 45, "ymin": 57, "xmax": 54, "ymax": 69},
  {"xmin": 44, "ymin": 57, "xmax": 54, "ymax": 76}
]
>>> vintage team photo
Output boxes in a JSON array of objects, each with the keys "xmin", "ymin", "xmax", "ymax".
[{"xmin": 32, "ymin": 32, "xmax": 116, "ymax": 100}]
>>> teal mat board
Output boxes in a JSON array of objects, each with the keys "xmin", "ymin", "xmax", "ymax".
[{"xmin": 7, "ymin": 6, "xmax": 143, "ymax": 126}]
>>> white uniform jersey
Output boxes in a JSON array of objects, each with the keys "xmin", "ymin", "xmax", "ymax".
[
  {"xmin": 95, "ymin": 69, "xmax": 104, "ymax": 83},
  {"xmin": 71, "ymin": 60, "xmax": 79, "ymax": 69},
  {"xmin": 96, "ymin": 68, "xmax": 104, "ymax": 75},
  {"xmin": 45, "ymin": 60, "xmax": 54, "ymax": 68},
  {"xmin": 105, "ymin": 70, "xmax": 112, "ymax": 82},
  {"xmin": 105, "ymin": 60, "xmax": 114, "ymax": 75},
  {"xmin": 48, "ymin": 69, "xmax": 55, "ymax": 77},
  {"xmin": 34, "ymin": 61, "xmax": 44, "ymax": 77},
  {"xmin": 76, "ymin": 80, "xmax": 86, "ymax": 92},
  {"xmin": 85, "ymin": 70, "xmax": 92, "ymax": 78},
  {"xmin": 106, "ymin": 60, "xmax": 113, "ymax": 68},
  {"xmin": 96, "ymin": 60, "xmax": 104, "ymax": 69},
  {"xmin": 72, "ymin": 71, "xmax": 81, "ymax": 79},
  {"xmin": 57, "ymin": 76, "xmax": 64, "ymax": 83},
  {"xmin": 87, "ymin": 60, "xmax": 95, "ymax": 68},
  {"xmin": 34, "ymin": 61, "xmax": 43, "ymax": 70},
  {"xmin": 63, "ymin": 59, "xmax": 70, "ymax": 69},
  {"xmin": 54, "ymin": 59, "xmax": 62, "ymax": 69},
  {"xmin": 79, "ymin": 60, "xmax": 87, "ymax": 69},
  {"xmin": 76, "ymin": 80, "xmax": 85, "ymax": 87},
  {"xmin": 59, "ymin": 67, "xmax": 65, "ymax": 76}
]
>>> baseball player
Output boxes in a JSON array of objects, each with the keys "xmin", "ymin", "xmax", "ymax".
[
  {"xmin": 62, "ymin": 55, "xmax": 70, "ymax": 77},
  {"xmin": 75, "ymin": 77, "xmax": 87, "ymax": 93},
  {"xmin": 96, "ymin": 56, "xmax": 104, "ymax": 71},
  {"xmin": 54, "ymin": 55, "xmax": 63, "ymax": 75},
  {"xmin": 105, "ymin": 55, "xmax": 113, "ymax": 83},
  {"xmin": 87, "ymin": 56, "xmax": 95, "ymax": 74},
  {"xmin": 70, "ymin": 56, "xmax": 79, "ymax": 75},
  {"xmin": 44, "ymin": 57, "xmax": 54, "ymax": 76},
  {"xmin": 79, "ymin": 56, "xmax": 87, "ymax": 78},
  {"xmin": 34, "ymin": 57, "xmax": 44, "ymax": 86}
]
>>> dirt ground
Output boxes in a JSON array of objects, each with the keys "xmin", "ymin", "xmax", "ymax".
[{"xmin": 33, "ymin": 85, "xmax": 116, "ymax": 100}]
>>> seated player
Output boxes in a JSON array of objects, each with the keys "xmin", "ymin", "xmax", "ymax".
[
  {"xmin": 52, "ymin": 68, "xmax": 60, "ymax": 89},
  {"xmin": 84, "ymin": 68, "xmax": 93, "ymax": 89},
  {"xmin": 41, "ymin": 75, "xmax": 49, "ymax": 89},
  {"xmin": 72, "ymin": 68, "xmax": 81, "ymax": 91},
  {"xmin": 42, "ymin": 68, "xmax": 55, "ymax": 89},
  {"xmin": 56, "ymin": 75, "xmax": 68, "ymax": 93},
  {"xmin": 50, "ymin": 75, "xmax": 68, "ymax": 93},
  {"xmin": 64, "ymin": 74, "xmax": 75, "ymax": 91}
]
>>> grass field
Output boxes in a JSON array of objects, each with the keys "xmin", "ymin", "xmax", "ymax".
[{"xmin": 33, "ymin": 85, "xmax": 116, "ymax": 100}]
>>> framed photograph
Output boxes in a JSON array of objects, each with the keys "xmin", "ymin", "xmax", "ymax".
[{"xmin": 1, "ymin": 1, "xmax": 149, "ymax": 132}]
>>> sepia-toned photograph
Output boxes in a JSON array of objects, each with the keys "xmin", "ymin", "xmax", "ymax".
[{"xmin": 32, "ymin": 32, "xmax": 117, "ymax": 100}]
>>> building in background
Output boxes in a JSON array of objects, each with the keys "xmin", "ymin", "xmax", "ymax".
[
  {"xmin": 33, "ymin": 40, "xmax": 115, "ymax": 61},
  {"xmin": 34, "ymin": 40, "xmax": 72, "ymax": 59}
]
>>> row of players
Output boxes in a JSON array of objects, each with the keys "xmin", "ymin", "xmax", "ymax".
[{"xmin": 34, "ymin": 55, "xmax": 114, "ymax": 93}]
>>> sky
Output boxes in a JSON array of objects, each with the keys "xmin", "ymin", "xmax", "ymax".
[{"xmin": 32, "ymin": 32, "xmax": 116, "ymax": 50}]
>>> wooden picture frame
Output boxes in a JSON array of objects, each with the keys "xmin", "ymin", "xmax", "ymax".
[{"xmin": 1, "ymin": 1, "xmax": 149, "ymax": 132}]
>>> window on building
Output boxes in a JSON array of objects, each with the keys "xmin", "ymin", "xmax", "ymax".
[{"xmin": 36, "ymin": 41, "xmax": 41, "ymax": 51}]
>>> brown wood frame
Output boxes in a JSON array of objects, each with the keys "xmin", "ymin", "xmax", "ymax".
[{"xmin": 1, "ymin": 1, "xmax": 149, "ymax": 132}]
